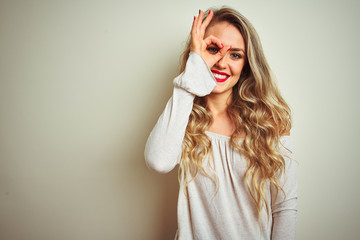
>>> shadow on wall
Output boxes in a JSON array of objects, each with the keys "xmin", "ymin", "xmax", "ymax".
[
  {"xmin": 122, "ymin": 64, "xmax": 180, "ymax": 239},
  {"xmin": 116, "ymin": 109, "xmax": 179, "ymax": 239},
  {"xmin": 141, "ymin": 89, "xmax": 179, "ymax": 239},
  {"xmin": 159, "ymin": 168, "xmax": 179, "ymax": 239}
]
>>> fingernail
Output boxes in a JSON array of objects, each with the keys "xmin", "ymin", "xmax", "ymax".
[
  {"xmin": 199, "ymin": 9, "xmax": 201, "ymax": 14},
  {"xmin": 221, "ymin": 43, "xmax": 224, "ymax": 48},
  {"xmin": 227, "ymin": 46, "xmax": 232, "ymax": 51},
  {"xmin": 194, "ymin": 16, "xmax": 196, "ymax": 20},
  {"xmin": 209, "ymin": 10, "xmax": 211, "ymax": 14}
]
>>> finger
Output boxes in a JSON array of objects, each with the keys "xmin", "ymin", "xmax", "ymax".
[
  {"xmin": 200, "ymin": 10, "xmax": 213, "ymax": 37},
  {"xmin": 219, "ymin": 45, "xmax": 232, "ymax": 56},
  {"xmin": 191, "ymin": 16, "xmax": 198, "ymax": 35},
  {"xmin": 204, "ymin": 35, "xmax": 224, "ymax": 49},
  {"xmin": 191, "ymin": 16, "xmax": 196, "ymax": 33},
  {"xmin": 196, "ymin": 10, "xmax": 204, "ymax": 31},
  {"xmin": 191, "ymin": 15, "xmax": 204, "ymax": 53}
]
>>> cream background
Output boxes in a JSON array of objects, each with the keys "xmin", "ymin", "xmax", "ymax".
[{"xmin": 1, "ymin": 0, "xmax": 359, "ymax": 239}]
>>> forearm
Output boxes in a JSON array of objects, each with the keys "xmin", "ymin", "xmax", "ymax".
[
  {"xmin": 144, "ymin": 52, "xmax": 216, "ymax": 173},
  {"xmin": 271, "ymin": 136, "xmax": 298, "ymax": 239},
  {"xmin": 144, "ymin": 87, "xmax": 195, "ymax": 173},
  {"xmin": 271, "ymin": 209, "xmax": 297, "ymax": 240}
]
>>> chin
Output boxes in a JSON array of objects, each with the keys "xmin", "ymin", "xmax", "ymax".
[
  {"xmin": 211, "ymin": 86, "xmax": 232, "ymax": 95},
  {"xmin": 211, "ymin": 86, "xmax": 222, "ymax": 93}
]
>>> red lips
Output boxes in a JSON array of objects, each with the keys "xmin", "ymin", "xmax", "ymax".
[{"xmin": 211, "ymin": 70, "xmax": 230, "ymax": 83}]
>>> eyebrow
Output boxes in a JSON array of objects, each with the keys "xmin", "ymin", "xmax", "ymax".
[{"xmin": 229, "ymin": 48, "xmax": 245, "ymax": 54}]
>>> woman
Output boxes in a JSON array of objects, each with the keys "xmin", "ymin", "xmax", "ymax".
[{"xmin": 145, "ymin": 7, "xmax": 297, "ymax": 240}]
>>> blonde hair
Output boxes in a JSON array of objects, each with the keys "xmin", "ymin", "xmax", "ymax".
[{"xmin": 178, "ymin": 7, "xmax": 292, "ymax": 223}]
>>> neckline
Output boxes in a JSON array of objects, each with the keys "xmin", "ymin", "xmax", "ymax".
[{"xmin": 205, "ymin": 131, "xmax": 231, "ymax": 140}]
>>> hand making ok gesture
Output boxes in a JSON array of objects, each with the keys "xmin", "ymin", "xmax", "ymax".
[{"xmin": 190, "ymin": 10, "xmax": 230, "ymax": 69}]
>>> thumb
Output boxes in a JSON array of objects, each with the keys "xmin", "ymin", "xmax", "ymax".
[
  {"xmin": 218, "ymin": 45, "xmax": 232, "ymax": 58},
  {"xmin": 210, "ymin": 45, "xmax": 231, "ymax": 66}
]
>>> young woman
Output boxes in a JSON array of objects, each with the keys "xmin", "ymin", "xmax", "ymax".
[{"xmin": 145, "ymin": 7, "xmax": 297, "ymax": 240}]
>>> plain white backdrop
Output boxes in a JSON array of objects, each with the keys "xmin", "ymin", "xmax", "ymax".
[{"xmin": 1, "ymin": 0, "xmax": 359, "ymax": 239}]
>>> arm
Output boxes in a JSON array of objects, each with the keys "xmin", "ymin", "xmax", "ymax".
[
  {"xmin": 271, "ymin": 136, "xmax": 298, "ymax": 240},
  {"xmin": 144, "ymin": 52, "xmax": 216, "ymax": 173},
  {"xmin": 145, "ymin": 10, "xmax": 229, "ymax": 174}
]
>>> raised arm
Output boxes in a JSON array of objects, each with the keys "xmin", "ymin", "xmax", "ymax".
[
  {"xmin": 144, "ymin": 52, "xmax": 216, "ymax": 173},
  {"xmin": 144, "ymin": 10, "xmax": 229, "ymax": 173},
  {"xmin": 271, "ymin": 136, "xmax": 298, "ymax": 240}
]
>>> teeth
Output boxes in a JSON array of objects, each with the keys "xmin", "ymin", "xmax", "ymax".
[{"xmin": 212, "ymin": 73, "xmax": 229, "ymax": 79}]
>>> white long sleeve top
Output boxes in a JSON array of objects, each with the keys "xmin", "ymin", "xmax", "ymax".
[{"xmin": 145, "ymin": 52, "xmax": 297, "ymax": 240}]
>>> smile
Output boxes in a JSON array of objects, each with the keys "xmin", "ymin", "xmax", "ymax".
[{"xmin": 211, "ymin": 70, "xmax": 230, "ymax": 83}]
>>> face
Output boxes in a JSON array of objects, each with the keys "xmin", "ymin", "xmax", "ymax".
[{"xmin": 204, "ymin": 21, "xmax": 246, "ymax": 96}]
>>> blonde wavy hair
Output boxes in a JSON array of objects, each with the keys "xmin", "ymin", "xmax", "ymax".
[{"xmin": 178, "ymin": 7, "xmax": 292, "ymax": 222}]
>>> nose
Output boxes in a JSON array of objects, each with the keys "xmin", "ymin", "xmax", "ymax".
[{"xmin": 214, "ymin": 55, "xmax": 227, "ymax": 69}]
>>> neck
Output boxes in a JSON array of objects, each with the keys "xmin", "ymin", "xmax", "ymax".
[{"xmin": 206, "ymin": 91, "xmax": 232, "ymax": 116}]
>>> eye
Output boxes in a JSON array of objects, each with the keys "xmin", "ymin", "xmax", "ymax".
[
  {"xmin": 230, "ymin": 53, "xmax": 242, "ymax": 59},
  {"xmin": 206, "ymin": 46, "xmax": 219, "ymax": 54}
]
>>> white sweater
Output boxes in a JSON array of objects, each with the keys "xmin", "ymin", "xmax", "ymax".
[{"xmin": 145, "ymin": 52, "xmax": 297, "ymax": 240}]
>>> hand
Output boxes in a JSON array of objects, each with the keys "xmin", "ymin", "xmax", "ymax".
[{"xmin": 190, "ymin": 10, "xmax": 229, "ymax": 68}]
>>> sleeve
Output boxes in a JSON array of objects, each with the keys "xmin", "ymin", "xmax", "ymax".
[
  {"xmin": 144, "ymin": 52, "xmax": 217, "ymax": 173},
  {"xmin": 270, "ymin": 136, "xmax": 298, "ymax": 240}
]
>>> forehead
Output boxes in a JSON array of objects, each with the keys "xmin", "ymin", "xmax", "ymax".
[{"xmin": 205, "ymin": 21, "xmax": 245, "ymax": 48}]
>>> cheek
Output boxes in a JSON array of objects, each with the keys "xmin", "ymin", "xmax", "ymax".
[{"xmin": 230, "ymin": 62, "xmax": 245, "ymax": 76}]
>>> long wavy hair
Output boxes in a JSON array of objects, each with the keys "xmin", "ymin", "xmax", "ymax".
[{"xmin": 178, "ymin": 7, "xmax": 292, "ymax": 223}]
